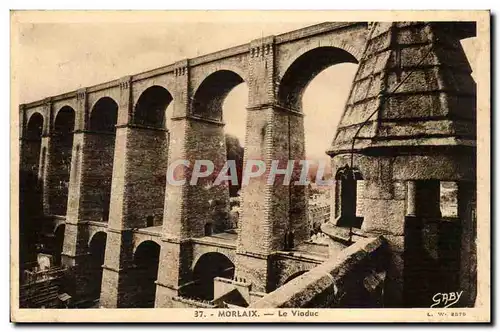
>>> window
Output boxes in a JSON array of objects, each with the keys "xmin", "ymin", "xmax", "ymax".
[
  {"xmin": 334, "ymin": 166, "xmax": 364, "ymax": 229},
  {"xmin": 415, "ymin": 180, "xmax": 441, "ymax": 218},
  {"xmin": 204, "ymin": 223, "xmax": 213, "ymax": 236},
  {"xmin": 146, "ymin": 215, "xmax": 154, "ymax": 227}
]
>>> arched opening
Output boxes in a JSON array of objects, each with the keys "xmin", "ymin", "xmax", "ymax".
[
  {"xmin": 50, "ymin": 106, "xmax": 75, "ymax": 215},
  {"xmin": 53, "ymin": 224, "xmax": 65, "ymax": 266},
  {"xmin": 134, "ymin": 85, "xmax": 173, "ymax": 128},
  {"xmin": 283, "ymin": 270, "xmax": 308, "ymax": 286},
  {"xmin": 89, "ymin": 97, "xmax": 118, "ymax": 132},
  {"xmin": 278, "ymin": 47, "xmax": 358, "ymax": 111},
  {"xmin": 88, "ymin": 232, "xmax": 107, "ymax": 302},
  {"xmin": 191, "ymin": 70, "xmax": 247, "ymax": 235},
  {"xmin": 20, "ymin": 113, "xmax": 44, "ymax": 266},
  {"xmin": 334, "ymin": 166, "xmax": 364, "ymax": 229},
  {"xmin": 128, "ymin": 86, "xmax": 173, "ymax": 229},
  {"xmin": 87, "ymin": 97, "xmax": 118, "ymax": 222},
  {"xmin": 24, "ymin": 112, "xmax": 44, "ymax": 175},
  {"xmin": 278, "ymin": 47, "xmax": 359, "ymax": 243},
  {"xmin": 132, "ymin": 241, "xmax": 160, "ymax": 307},
  {"xmin": 190, "ymin": 252, "xmax": 235, "ymax": 301},
  {"xmin": 192, "ymin": 70, "xmax": 244, "ymax": 121}
]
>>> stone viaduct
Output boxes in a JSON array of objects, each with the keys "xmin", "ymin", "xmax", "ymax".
[{"xmin": 19, "ymin": 21, "xmax": 477, "ymax": 308}]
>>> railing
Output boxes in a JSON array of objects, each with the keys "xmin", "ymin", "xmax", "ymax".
[
  {"xmin": 172, "ymin": 295, "xmax": 216, "ymax": 309},
  {"xmin": 22, "ymin": 266, "xmax": 67, "ymax": 285}
]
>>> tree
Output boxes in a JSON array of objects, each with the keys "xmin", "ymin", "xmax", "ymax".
[{"xmin": 225, "ymin": 134, "xmax": 244, "ymax": 197}]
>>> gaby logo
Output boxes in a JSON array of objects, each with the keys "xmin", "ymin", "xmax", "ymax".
[
  {"xmin": 166, "ymin": 159, "xmax": 334, "ymax": 186},
  {"xmin": 430, "ymin": 291, "xmax": 464, "ymax": 308}
]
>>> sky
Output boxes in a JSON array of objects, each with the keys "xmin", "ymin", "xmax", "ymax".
[{"xmin": 15, "ymin": 20, "xmax": 477, "ymax": 165}]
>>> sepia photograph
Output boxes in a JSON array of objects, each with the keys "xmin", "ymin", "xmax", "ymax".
[{"xmin": 10, "ymin": 10, "xmax": 490, "ymax": 323}]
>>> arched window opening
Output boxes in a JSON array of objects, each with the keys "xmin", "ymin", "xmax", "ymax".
[{"xmin": 334, "ymin": 166, "xmax": 364, "ymax": 229}]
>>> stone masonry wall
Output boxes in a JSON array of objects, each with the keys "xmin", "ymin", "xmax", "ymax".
[
  {"xmin": 78, "ymin": 133, "xmax": 115, "ymax": 221},
  {"xmin": 184, "ymin": 120, "xmax": 230, "ymax": 236},
  {"xmin": 122, "ymin": 127, "xmax": 168, "ymax": 228}
]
